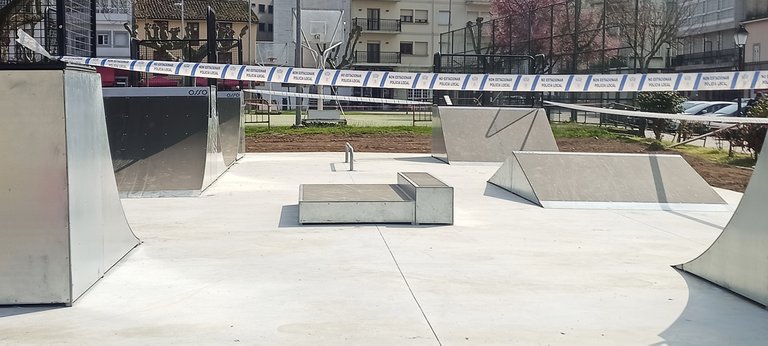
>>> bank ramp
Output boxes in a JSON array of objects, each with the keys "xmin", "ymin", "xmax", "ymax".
[
  {"xmin": 432, "ymin": 106, "xmax": 558, "ymax": 163},
  {"xmin": 488, "ymin": 152, "xmax": 727, "ymax": 210}
]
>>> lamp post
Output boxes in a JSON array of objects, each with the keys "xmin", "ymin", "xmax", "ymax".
[
  {"xmin": 294, "ymin": 0, "xmax": 303, "ymax": 127},
  {"xmin": 734, "ymin": 25, "xmax": 749, "ymax": 115}
]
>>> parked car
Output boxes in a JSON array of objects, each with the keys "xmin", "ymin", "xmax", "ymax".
[
  {"xmin": 682, "ymin": 101, "xmax": 735, "ymax": 115},
  {"xmin": 682, "ymin": 101, "xmax": 705, "ymax": 111},
  {"xmin": 708, "ymin": 101, "xmax": 751, "ymax": 117}
]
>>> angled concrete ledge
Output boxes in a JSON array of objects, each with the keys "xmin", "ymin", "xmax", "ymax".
[{"xmin": 299, "ymin": 172, "xmax": 453, "ymax": 225}]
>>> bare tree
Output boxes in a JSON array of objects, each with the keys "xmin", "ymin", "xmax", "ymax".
[{"xmin": 609, "ymin": 0, "xmax": 694, "ymax": 73}]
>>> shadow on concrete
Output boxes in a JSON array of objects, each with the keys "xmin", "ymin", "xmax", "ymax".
[
  {"xmin": 393, "ymin": 156, "xmax": 442, "ymax": 164},
  {"xmin": 665, "ymin": 210, "xmax": 727, "ymax": 230},
  {"xmin": 0, "ymin": 304, "xmax": 64, "ymax": 318},
  {"xmin": 482, "ymin": 183, "xmax": 537, "ymax": 206},
  {"xmin": 655, "ymin": 271, "xmax": 768, "ymax": 345},
  {"xmin": 278, "ymin": 204, "xmax": 301, "ymax": 228}
]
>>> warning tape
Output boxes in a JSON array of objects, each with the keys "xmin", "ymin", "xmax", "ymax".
[
  {"xmin": 60, "ymin": 56, "xmax": 768, "ymax": 93},
  {"xmin": 545, "ymin": 101, "xmax": 768, "ymax": 124},
  {"xmin": 244, "ymin": 89, "xmax": 431, "ymax": 105}
]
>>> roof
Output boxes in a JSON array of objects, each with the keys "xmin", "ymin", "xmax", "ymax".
[{"xmin": 134, "ymin": 0, "xmax": 252, "ymax": 22}]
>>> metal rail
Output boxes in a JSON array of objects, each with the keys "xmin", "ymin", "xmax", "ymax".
[{"xmin": 344, "ymin": 142, "xmax": 354, "ymax": 171}]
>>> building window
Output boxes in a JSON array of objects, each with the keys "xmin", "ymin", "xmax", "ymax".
[
  {"xmin": 400, "ymin": 41, "xmax": 413, "ymax": 55},
  {"xmin": 400, "ymin": 9, "xmax": 413, "ymax": 23},
  {"xmin": 113, "ymin": 32, "xmax": 129, "ymax": 47},
  {"xmin": 268, "ymin": 24, "xmax": 274, "ymax": 32},
  {"xmin": 188, "ymin": 22, "xmax": 200, "ymax": 40},
  {"xmin": 97, "ymin": 32, "xmax": 110, "ymax": 46},
  {"xmin": 259, "ymin": 23, "xmax": 266, "ymax": 32},
  {"xmin": 268, "ymin": 5, "xmax": 273, "ymax": 14},
  {"xmin": 258, "ymin": 4, "xmax": 265, "ymax": 13},
  {"xmin": 415, "ymin": 10, "xmax": 428, "ymax": 23},
  {"xmin": 438, "ymin": 10, "xmax": 450, "ymax": 26},
  {"xmin": 414, "ymin": 42, "xmax": 428, "ymax": 56},
  {"xmin": 754, "ymin": 43, "xmax": 761, "ymax": 63}
]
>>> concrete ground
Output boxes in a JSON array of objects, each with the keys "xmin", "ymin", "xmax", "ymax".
[{"xmin": 2, "ymin": 152, "xmax": 768, "ymax": 345}]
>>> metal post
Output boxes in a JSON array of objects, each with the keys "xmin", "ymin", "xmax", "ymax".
[
  {"xmin": 294, "ymin": 0, "xmax": 303, "ymax": 127},
  {"xmin": 56, "ymin": 0, "xmax": 65, "ymax": 56},
  {"xmin": 207, "ymin": 7, "xmax": 217, "ymax": 87},
  {"xmin": 90, "ymin": 0, "xmax": 96, "ymax": 57},
  {"xmin": 738, "ymin": 44, "xmax": 745, "ymax": 115},
  {"xmin": 181, "ymin": 0, "xmax": 185, "ymax": 40}
]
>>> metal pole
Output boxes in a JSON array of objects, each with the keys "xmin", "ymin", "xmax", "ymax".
[
  {"xmin": 633, "ymin": 0, "xmax": 639, "ymax": 73},
  {"xmin": 181, "ymin": 0, "xmax": 185, "ymax": 41},
  {"xmin": 294, "ymin": 0, "xmax": 303, "ymax": 127},
  {"xmin": 738, "ymin": 44, "xmax": 745, "ymax": 115},
  {"xmin": 248, "ymin": 0, "xmax": 251, "ymax": 64}
]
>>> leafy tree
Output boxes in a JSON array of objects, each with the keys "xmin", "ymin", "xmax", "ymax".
[
  {"xmin": 636, "ymin": 91, "xmax": 685, "ymax": 141},
  {"xmin": 491, "ymin": 0, "xmax": 618, "ymax": 73},
  {"xmin": 608, "ymin": 0, "xmax": 694, "ymax": 73},
  {"xmin": 720, "ymin": 98, "xmax": 768, "ymax": 159}
]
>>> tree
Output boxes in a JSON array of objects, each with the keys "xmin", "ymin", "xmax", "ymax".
[
  {"xmin": 720, "ymin": 98, "xmax": 768, "ymax": 159},
  {"xmin": 608, "ymin": 0, "xmax": 694, "ymax": 73},
  {"xmin": 636, "ymin": 91, "xmax": 685, "ymax": 140},
  {"xmin": 491, "ymin": 0, "xmax": 618, "ymax": 73}
]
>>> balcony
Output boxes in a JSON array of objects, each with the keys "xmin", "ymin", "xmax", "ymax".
[
  {"xmin": 352, "ymin": 18, "xmax": 401, "ymax": 33},
  {"xmin": 354, "ymin": 51, "xmax": 401, "ymax": 65},
  {"xmin": 671, "ymin": 48, "xmax": 739, "ymax": 70}
]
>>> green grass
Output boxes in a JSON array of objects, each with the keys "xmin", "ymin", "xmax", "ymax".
[
  {"xmin": 245, "ymin": 125, "xmax": 432, "ymax": 136},
  {"xmin": 550, "ymin": 123, "xmax": 626, "ymax": 139},
  {"xmin": 672, "ymin": 145, "xmax": 756, "ymax": 167}
]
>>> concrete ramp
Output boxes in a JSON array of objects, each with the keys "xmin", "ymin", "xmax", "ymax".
[
  {"xmin": 676, "ymin": 137, "xmax": 768, "ymax": 306},
  {"xmin": 432, "ymin": 106, "xmax": 558, "ymax": 163},
  {"xmin": 103, "ymin": 87, "xmax": 238, "ymax": 197},
  {"xmin": 0, "ymin": 67, "xmax": 139, "ymax": 305},
  {"xmin": 489, "ymin": 152, "xmax": 727, "ymax": 210}
]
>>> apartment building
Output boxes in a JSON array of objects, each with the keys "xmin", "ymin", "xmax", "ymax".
[
  {"xmin": 96, "ymin": 0, "xmax": 132, "ymax": 59},
  {"xmin": 351, "ymin": 0, "xmax": 491, "ymax": 73},
  {"xmin": 673, "ymin": 0, "xmax": 755, "ymax": 72},
  {"xmin": 743, "ymin": 1, "xmax": 768, "ymax": 71},
  {"xmin": 252, "ymin": 0, "xmax": 274, "ymax": 41}
]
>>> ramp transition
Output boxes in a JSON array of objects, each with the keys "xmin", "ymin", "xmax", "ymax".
[
  {"xmin": 103, "ymin": 88, "xmax": 244, "ymax": 197},
  {"xmin": 432, "ymin": 106, "xmax": 558, "ymax": 163},
  {"xmin": 488, "ymin": 152, "xmax": 727, "ymax": 210},
  {"xmin": 676, "ymin": 136, "xmax": 768, "ymax": 306},
  {"xmin": 0, "ymin": 66, "xmax": 139, "ymax": 305}
]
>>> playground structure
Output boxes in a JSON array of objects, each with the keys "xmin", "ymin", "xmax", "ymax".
[
  {"xmin": 0, "ymin": 67, "xmax": 138, "ymax": 305},
  {"xmin": 102, "ymin": 87, "xmax": 244, "ymax": 197},
  {"xmin": 432, "ymin": 106, "xmax": 558, "ymax": 163},
  {"xmin": 489, "ymin": 152, "xmax": 728, "ymax": 210}
]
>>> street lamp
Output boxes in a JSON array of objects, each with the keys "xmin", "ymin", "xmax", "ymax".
[{"xmin": 734, "ymin": 25, "xmax": 749, "ymax": 115}]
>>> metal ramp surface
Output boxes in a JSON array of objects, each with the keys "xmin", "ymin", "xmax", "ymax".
[
  {"xmin": 0, "ymin": 67, "xmax": 139, "ymax": 305},
  {"xmin": 103, "ymin": 87, "xmax": 244, "ymax": 197},
  {"xmin": 676, "ymin": 136, "xmax": 768, "ymax": 306},
  {"xmin": 432, "ymin": 106, "xmax": 558, "ymax": 163},
  {"xmin": 488, "ymin": 152, "xmax": 728, "ymax": 211}
]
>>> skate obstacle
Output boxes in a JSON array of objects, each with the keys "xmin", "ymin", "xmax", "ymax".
[
  {"xmin": 0, "ymin": 66, "xmax": 139, "ymax": 305},
  {"xmin": 488, "ymin": 152, "xmax": 727, "ymax": 211},
  {"xmin": 102, "ymin": 87, "xmax": 245, "ymax": 197},
  {"xmin": 432, "ymin": 106, "xmax": 558, "ymax": 163},
  {"xmin": 677, "ymin": 136, "xmax": 768, "ymax": 306},
  {"xmin": 299, "ymin": 172, "xmax": 453, "ymax": 225}
]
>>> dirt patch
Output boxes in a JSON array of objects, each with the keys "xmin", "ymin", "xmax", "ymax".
[{"xmin": 246, "ymin": 134, "xmax": 751, "ymax": 192}]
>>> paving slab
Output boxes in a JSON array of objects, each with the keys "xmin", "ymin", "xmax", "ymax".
[{"xmin": 1, "ymin": 152, "xmax": 767, "ymax": 345}]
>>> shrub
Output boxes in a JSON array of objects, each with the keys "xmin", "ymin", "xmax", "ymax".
[{"xmin": 636, "ymin": 92, "xmax": 686, "ymax": 140}]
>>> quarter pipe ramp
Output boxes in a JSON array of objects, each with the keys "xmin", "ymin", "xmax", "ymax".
[
  {"xmin": 0, "ymin": 66, "xmax": 139, "ymax": 305},
  {"xmin": 676, "ymin": 137, "xmax": 768, "ymax": 306}
]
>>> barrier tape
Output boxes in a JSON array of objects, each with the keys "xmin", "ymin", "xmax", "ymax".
[
  {"xmin": 244, "ymin": 89, "xmax": 431, "ymax": 105},
  {"xmin": 59, "ymin": 56, "xmax": 768, "ymax": 93},
  {"xmin": 545, "ymin": 101, "xmax": 768, "ymax": 124}
]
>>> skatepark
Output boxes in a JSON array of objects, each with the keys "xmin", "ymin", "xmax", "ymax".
[{"xmin": 3, "ymin": 35, "xmax": 768, "ymax": 344}]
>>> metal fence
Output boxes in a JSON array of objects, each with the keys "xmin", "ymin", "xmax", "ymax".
[
  {"xmin": 1, "ymin": 0, "xmax": 95, "ymax": 64},
  {"xmin": 134, "ymin": 38, "xmax": 242, "ymax": 88}
]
